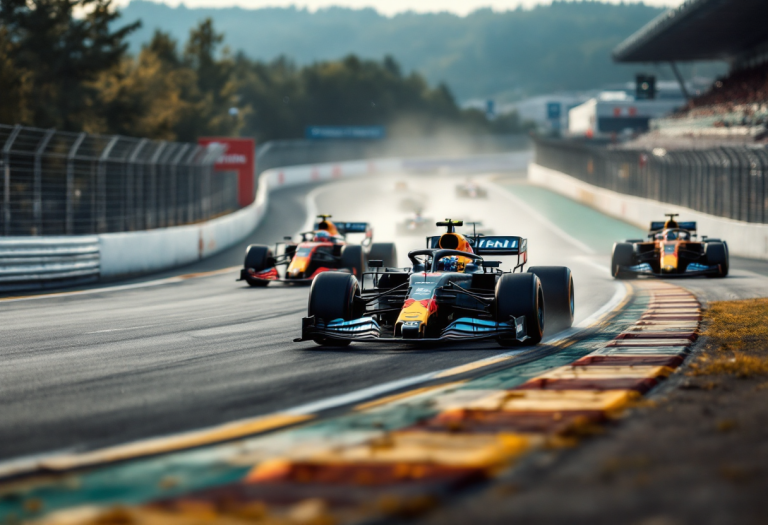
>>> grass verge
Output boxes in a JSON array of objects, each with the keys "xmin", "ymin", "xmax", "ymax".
[{"xmin": 692, "ymin": 298, "xmax": 768, "ymax": 377}]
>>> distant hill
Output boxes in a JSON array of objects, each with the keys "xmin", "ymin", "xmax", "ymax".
[{"xmin": 119, "ymin": 1, "xmax": 669, "ymax": 101}]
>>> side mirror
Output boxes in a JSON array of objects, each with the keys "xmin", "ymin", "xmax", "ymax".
[
  {"xmin": 482, "ymin": 261, "xmax": 501, "ymax": 268},
  {"xmin": 368, "ymin": 260, "xmax": 383, "ymax": 268},
  {"xmin": 283, "ymin": 236, "xmax": 292, "ymax": 241}
]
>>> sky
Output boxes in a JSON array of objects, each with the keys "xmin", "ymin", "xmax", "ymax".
[{"xmin": 120, "ymin": 0, "xmax": 686, "ymax": 17}]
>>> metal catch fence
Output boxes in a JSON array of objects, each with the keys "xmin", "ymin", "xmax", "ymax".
[
  {"xmin": 534, "ymin": 137, "xmax": 768, "ymax": 224},
  {"xmin": 0, "ymin": 124, "xmax": 236, "ymax": 236}
]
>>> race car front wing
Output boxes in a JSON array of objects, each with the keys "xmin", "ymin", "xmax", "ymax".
[
  {"xmin": 619, "ymin": 262, "xmax": 722, "ymax": 278},
  {"xmin": 294, "ymin": 315, "xmax": 528, "ymax": 343},
  {"xmin": 239, "ymin": 267, "xmax": 351, "ymax": 284}
]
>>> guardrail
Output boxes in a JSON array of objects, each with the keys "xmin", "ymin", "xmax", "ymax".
[
  {"xmin": 0, "ymin": 237, "xmax": 100, "ymax": 292},
  {"xmin": 534, "ymin": 137, "xmax": 768, "ymax": 224},
  {"xmin": 0, "ymin": 124, "xmax": 231, "ymax": 237}
]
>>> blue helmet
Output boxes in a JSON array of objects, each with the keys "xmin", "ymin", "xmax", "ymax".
[{"xmin": 438, "ymin": 256, "xmax": 459, "ymax": 272}]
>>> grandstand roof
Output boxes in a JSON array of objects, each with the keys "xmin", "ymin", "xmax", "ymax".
[{"xmin": 613, "ymin": 0, "xmax": 768, "ymax": 63}]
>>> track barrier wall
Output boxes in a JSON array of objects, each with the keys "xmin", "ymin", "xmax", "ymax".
[
  {"xmin": 0, "ymin": 237, "xmax": 100, "ymax": 292},
  {"xmin": 529, "ymin": 162, "xmax": 768, "ymax": 260},
  {"xmin": 534, "ymin": 137, "xmax": 768, "ymax": 224}
]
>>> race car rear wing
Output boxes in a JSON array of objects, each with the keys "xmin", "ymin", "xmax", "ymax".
[
  {"xmin": 426, "ymin": 235, "xmax": 527, "ymax": 256},
  {"xmin": 473, "ymin": 236, "xmax": 527, "ymax": 256},
  {"xmin": 315, "ymin": 221, "xmax": 373, "ymax": 238},
  {"xmin": 650, "ymin": 221, "xmax": 696, "ymax": 232}
]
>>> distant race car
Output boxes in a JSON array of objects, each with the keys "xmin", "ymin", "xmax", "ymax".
[
  {"xmin": 396, "ymin": 211, "xmax": 435, "ymax": 235},
  {"xmin": 239, "ymin": 215, "xmax": 397, "ymax": 286},
  {"xmin": 455, "ymin": 180, "xmax": 487, "ymax": 199},
  {"xmin": 611, "ymin": 214, "xmax": 729, "ymax": 279},
  {"xmin": 296, "ymin": 219, "xmax": 574, "ymax": 347}
]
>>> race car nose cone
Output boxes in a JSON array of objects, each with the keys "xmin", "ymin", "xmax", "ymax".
[{"xmin": 401, "ymin": 321, "xmax": 422, "ymax": 339}]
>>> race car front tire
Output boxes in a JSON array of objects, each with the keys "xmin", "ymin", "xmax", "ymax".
[
  {"xmin": 495, "ymin": 273, "xmax": 544, "ymax": 347},
  {"xmin": 308, "ymin": 272, "xmax": 361, "ymax": 346},
  {"xmin": 527, "ymin": 266, "xmax": 574, "ymax": 334},
  {"xmin": 341, "ymin": 245, "xmax": 365, "ymax": 277},
  {"xmin": 705, "ymin": 242, "xmax": 729, "ymax": 278},
  {"xmin": 244, "ymin": 245, "xmax": 274, "ymax": 287},
  {"xmin": 368, "ymin": 242, "xmax": 398, "ymax": 268},
  {"xmin": 611, "ymin": 243, "xmax": 635, "ymax": 279}
]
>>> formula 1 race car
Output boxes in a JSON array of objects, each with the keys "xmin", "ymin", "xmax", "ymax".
[
  {"xmin": 296, "ymin": 219, "xmax": 575, "ymax": 347},
  {"xmin": 611, "ymin": 214, "xmax": 728, "ymax": 279},
  {"xmin": 455, "ymin": 180, "xmax": 487, "ymax": 199},
  {"xmin": 239, "ymin": 215, "xmax": 397, "ymax": 286},
  {"xmin": 396, "ymin": 211, "xmax": 435, "ymax": 235}
]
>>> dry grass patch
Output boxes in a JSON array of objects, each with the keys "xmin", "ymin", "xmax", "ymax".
[{"xmin": 691, "ymin": 299, "xmax": 768, "ymax": 377}]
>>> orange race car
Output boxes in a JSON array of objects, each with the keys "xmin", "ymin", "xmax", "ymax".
[
  {"xmin": 239, "ymin": 215, "xmax": 397, "ymax": 287},
  {"xmin": 296, "ymin": 219, "xmax": 575, "ymax": 347},
  {"xmin": 611, "ymin": 214, "xmax": 729, "ymax": 279}
]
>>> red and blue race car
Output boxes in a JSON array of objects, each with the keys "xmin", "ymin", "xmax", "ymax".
[{"xmin": 239, "ymin": 215, "xmax": 397, "ymax": 286}]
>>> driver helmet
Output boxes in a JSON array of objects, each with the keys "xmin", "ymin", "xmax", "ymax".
[
  {"xmin": 313, "ymin": 231, "xmax": 332, "ymax": 242},
  {"xmin": 438, "ymin": 256, "xmax": 460, "ymax": 272}
]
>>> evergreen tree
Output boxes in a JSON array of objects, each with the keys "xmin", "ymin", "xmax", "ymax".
[{"xmin": 0, "ymin": 0, "xmax": 140, "ymax": 130}]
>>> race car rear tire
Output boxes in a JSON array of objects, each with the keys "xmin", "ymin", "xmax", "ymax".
[
  {"xmin": 527, "ymin": 266, "xmax": 574, "ymax": 334},
  {"xmin": 368, "ymin": 242, "xmax": 398, "ymax": 268},
  {"xmin": 341, "ymin": 245, "xmax": 365, "ymax": 277},
  {"xmin": 244, "ymin": 245, "xmax": 273, "ymax": 287},
  {"xmin": 705, "ymin": 242, "xmax": 729, "ymax": 278},
  {"xmin": 308, "ymin": 272, "xmax": 361, "ymax": 346},
  {"xmin": 611, "ymin": 242, "xmax": 635, "ymax": 279},
  {"xmin": 495, "ymin": 273, "xmax": 544, "ymax": 347}
]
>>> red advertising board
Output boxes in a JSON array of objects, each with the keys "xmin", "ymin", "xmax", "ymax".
[{"xmin": 198, "ymin": 137, "xmax": 256, "ymax": 207}]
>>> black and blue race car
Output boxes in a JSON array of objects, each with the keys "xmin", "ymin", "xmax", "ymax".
[{"xmin": 296, "ymin": 219, "xmax": 574, "ymax": 347}]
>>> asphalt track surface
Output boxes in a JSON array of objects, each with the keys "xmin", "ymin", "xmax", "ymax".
[{"xmin": 2, "ymin": 172, "xmax": 768, "ymax": 463}]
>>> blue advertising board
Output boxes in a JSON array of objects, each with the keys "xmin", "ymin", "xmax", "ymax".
[
  {"xmin": 305, "ymin": 126, "xmax": 386, "ymax": 140},
  {"xmin": 486, "ymin": 100, "xmax": 496, "ymax": 120},
  {"xmin": 546, "ymin": 102, "xmax": 562, "ymax": 120}
]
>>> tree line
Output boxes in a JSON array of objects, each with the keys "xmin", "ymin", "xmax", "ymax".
[
  {"xmin": 122, "ymin": 0, "xmax": 712, "ymax": 102},
  {"xmin": 0, "ymin": 0, "xmax": 530, "ymax": 143}
]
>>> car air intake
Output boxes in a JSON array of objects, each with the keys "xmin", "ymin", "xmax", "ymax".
[{"xmin": 439, "ymin": 234, "xmax": 460, "ymax": 249}]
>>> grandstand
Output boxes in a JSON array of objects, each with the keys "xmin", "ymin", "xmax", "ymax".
[{"xmin": 613, "ymin": 0, "xmax": 768, "ymax": 145}]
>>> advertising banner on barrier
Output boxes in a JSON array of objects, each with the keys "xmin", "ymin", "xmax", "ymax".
[
  {"xmin": 199, "ymin": 137, "xmax": 256, "ymax": 207},
  {"xmin": 305, "ymin": 126, "xmax": 386, "ymax": 140}
]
